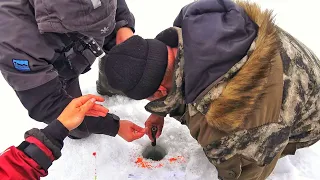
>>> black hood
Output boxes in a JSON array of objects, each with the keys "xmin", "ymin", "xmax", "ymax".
[{"xmin": 173, "ymin": 0, "xmax": 258, "ymax": 103}]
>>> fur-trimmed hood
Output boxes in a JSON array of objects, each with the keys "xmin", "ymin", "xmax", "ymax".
[
  {"xmin": 147, "ymin": 0, "xmax": 320, "ymax": 172},
  {"xmin": 145, "ymin": 0, "xmax": 281, "ymax": 131},
  {"xmin": 202, "ymin": 1, "xmax": 320, "ymax": 168},
  {"xmin": 197, "ymin": 1, "xmax": 280, "ymax": 132}
]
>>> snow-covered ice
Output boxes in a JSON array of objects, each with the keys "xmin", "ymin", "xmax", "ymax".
[{"xmin": 1, "ymin": 0, "xmax": 320, "ymax": 179}]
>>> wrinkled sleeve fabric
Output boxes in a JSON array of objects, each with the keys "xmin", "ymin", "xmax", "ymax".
[
  {"xmin": 0, "ymin": 2, "xmax": 58, "ymax": 92},
  {"xmin": 115, "ymin": 0, "xmax": 135, "ymax": 32},
  {"xmin": 0, "ymin": 137, "xmax": 56, "ymax": 180},
  {"xmin": 0, "ymin": 2, "xmax": 66, "ymax": 122},
  {"xmin": 0, "ymin": 121, "xmax": 68, "ymax": 180},
  {"xmin": 0, "ymin": 145, "xmax": 48, "ymax": 180},
  {"xmin": 15, "ymin": 78, "xmax": 120, "ymax": 136},
  {"xmin": 0, "ymin": 3, "xmax": 120, "ymax": 136},
  {"xmin": 15, "ymin": 77, "xmax": 73, "ymax": 123}
]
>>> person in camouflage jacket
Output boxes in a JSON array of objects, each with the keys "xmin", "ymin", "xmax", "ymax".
[{"xmin": 99, "ymin": 0, "xmax": 320, "ymax": 179}]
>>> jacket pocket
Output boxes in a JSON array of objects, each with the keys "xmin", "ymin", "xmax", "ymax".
[
  {"xmin": 214, "ymin": 156, "xmax": 265, "ymax": 180},
  {"xmin": 214, "ymin": 156, "xmax": 242, "ymax": 180},
  {"xmin": 238, "ymin": 157, "xmax": 265, "ymax": 180},
  {"xmin": 281, "ymin": 143, "xmax": 297, "ymax": 157}
]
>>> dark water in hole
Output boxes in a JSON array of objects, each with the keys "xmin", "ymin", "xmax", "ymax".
[{"xmin": 142, "ymin": 145, "xmax": 167, "ymax": 161}]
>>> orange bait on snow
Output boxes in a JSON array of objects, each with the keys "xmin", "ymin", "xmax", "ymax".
[
  {"xmin": 169, "ymin": 156, "xmax": 185, "ymax": 163},
  {"xmin": 135, "ymin": 157, "xmax": 153, "ymax": 168},
  {"xmin": 134, "ymin": 156, "xmax": 186, "ymax": 169}
]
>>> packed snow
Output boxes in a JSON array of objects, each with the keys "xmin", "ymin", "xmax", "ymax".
[{"xmin": 1, "ymin": 0, "xmax": 320, "ymax": 179}]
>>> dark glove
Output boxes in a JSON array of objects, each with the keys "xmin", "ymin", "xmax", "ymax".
[{"xmin": 76, "ymin": 113, "xmax": 120, "ymax": 137}]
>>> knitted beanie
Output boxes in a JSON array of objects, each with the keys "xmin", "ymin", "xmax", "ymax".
[{"xmin": 104, "ymin": 35, "xmax": 168, "ymax": 100}]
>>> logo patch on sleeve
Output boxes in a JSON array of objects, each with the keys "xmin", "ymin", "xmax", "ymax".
[{"xmin": 12, "ymin": 59, "xmax": 31, "ymax": 71}]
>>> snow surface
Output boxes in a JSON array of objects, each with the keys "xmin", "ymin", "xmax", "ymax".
[{"xmin": 1, "ymin": 0, "xmax": 320, "ymax": 179}]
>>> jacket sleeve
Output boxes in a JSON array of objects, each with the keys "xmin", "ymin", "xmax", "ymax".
[
  {"xmin": 187, "ymin": 107, "xmax": 286, "ymax": 180},
  {"xmin": 0, "ymin": 2, "xmax": 65, "ymax": 123},
  {"xmin": 115, "ymin": 0, "xmax": 135, "ymax": 32},
  {"xmin": 15, "ymin": 77, "xmax": 72, "ymax": 123},
  {"xmin": 0, "ymin": 120, "xmax": 68, "ymax": 180},
  {"xmin": 15, "ymin": 77, "xmax": 120, "ymax": 136},
  {"xmin": 187, "ymin": 53, "xmax": 285, "ymax": 180},
  {"xmin": 0, "ymin": 5, "xmax": 120, "ymax": 136},
  {"xmin": 0, "ymin": 145, "xmax": 48, "ymax": 180}
]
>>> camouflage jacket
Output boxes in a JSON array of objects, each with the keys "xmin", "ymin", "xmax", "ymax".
[{"xmin": 146, "ymin": 1, "xmax": 320, "ymax": 170}]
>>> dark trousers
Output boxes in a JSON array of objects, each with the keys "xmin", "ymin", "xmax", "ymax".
[{"xmin": 62, "ymin": 77, "xmax": 91, "ymax": 139}]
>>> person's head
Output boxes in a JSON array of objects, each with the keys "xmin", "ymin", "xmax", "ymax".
[
  {"xmin": 146, "ymin": 47, "xmax": 177, "ymax": 101},
  {"xmin": 32, "ymin": 0, "xmax": 116, "ymax": 45},
  {"xmin": 104, "ymin": 35, "xmax": 178, "ymax": 101}
]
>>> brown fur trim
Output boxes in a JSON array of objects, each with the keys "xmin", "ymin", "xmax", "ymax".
[{"xmin": 205, "ymin": 1, "xmax": 281, "ymax": 132}]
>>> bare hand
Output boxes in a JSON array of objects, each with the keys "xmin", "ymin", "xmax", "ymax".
[
  {"xmin": 116, "ymin": 27, "xmax": 134, "ymax": 45},
  {"xmin": 57, "ymin": 95, "xmax": 109, "ymax": 131},
  {"xmin": 118, "ymin": 120, "xmax": 145, "ymax": 142},
  {"xmin": 145, "ymin": 114, "xmax": 164, "ymax": 141}
]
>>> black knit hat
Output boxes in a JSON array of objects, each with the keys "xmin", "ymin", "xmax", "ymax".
[{"xmin": 104, "ymin": 35, "xmax": 168, "ymax": 100}]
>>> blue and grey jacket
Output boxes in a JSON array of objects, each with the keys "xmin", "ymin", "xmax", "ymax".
[{"xmin": 0, "ymin": 0, "xmax": 135, "ymax": 136}]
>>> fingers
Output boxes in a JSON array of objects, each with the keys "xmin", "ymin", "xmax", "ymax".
[
  {"xmin": 91, "ymin": 104, "xmax": 109, "ymax": 114},
  {"xmin": 73, "ymin": 94, "xmax": 105, "ymax": 107},
  {"xmin": 145, "ymin": 125, "xmax": 162, "ymax": 141},
  {"xmin": 131, "ymin": 123, "xmax": 145, "ymax": 133},
  {"xmin": 144, "ymin": 121, "xmax": 152, "ymax": 140},
  {"xmin": 144, "ymin": 123, "xmax": 153, "ymax": 141},
  {"xmin": 130, "ymin": 123, "xmax": 145, "ymax": 140},
  {"xmin": 84, "ymin": 104, "xmax": 108, "ymax": 117},
  {"xmin": 116, "ymin": 27, "xmax": 134, "ymax": 45},
  {"xmin": 131, "ymin": 131, "xmax": 145, "ymax": 141},
  {"xmin": 85, "ymin": 109, "xmax": 107, "ymax": 117},
  {"xmin": 71, "ymin": 95, "xmax": 108, "ymax": 116},
  {"xmin": 88, "ymin": 95, "xmax": 105, "ymax": 102},
  {"xmin": 147, "ymin": 133, "xmax": 154, "ymax": 142},
  {"xmin": 79, "ymin": 98, "xmax": 96, "ymax": 115},
  {"xmin": 156, "ymin": 125, "xmax": 163, "ymax": 138},
  {"xmin": 118, "ymin": 121, "xmax": 146, "ymax": 142},
  {"xmin": 147, "ymin": 129, "xmax": 155, "ymax": 142},
  {"xmin": 85, "ymin": 112, "xmax": 100, "ymax": 117}
]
